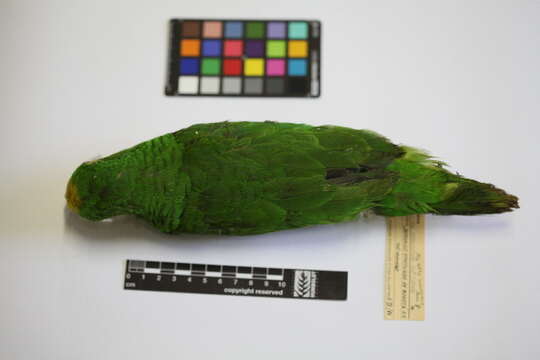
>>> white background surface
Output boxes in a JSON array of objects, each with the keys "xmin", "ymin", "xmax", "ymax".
[{"xmin": 1, "ymin": 1, "xmax": 539, "ymax": 359}]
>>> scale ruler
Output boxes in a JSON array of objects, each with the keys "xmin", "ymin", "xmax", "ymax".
[
  {"xmin": 124, "ymin": 260, "xmax": 347, "ymax": 301},
  {"xmin": 384, "ymin": 215, "xmax": 426, "ymax": 320}
]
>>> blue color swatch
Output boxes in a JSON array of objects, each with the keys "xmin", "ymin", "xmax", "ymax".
[
  {"xmin": 202, "ymin": 40, "xmax": 222, "ymax": 56},
  {"xmin": 180, "ymin": 58, "xmax": 200, "ymax": 75},
  {"xmin": 224, "ymin": 22, "xmax": 243, "ymax": 38},
  {"xmin": 288, "ymin": 59, "xmax": 307, "ymax": 76}
]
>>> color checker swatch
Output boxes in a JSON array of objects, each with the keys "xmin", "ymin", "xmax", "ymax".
[{"xmin": 165, "ymin": 19, "xmax": 321, "ymax": 97}]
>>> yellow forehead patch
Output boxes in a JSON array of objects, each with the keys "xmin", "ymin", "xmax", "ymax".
[{"xmin": 65, "ymin": 180, "xmax": 81, "ymax": 213}]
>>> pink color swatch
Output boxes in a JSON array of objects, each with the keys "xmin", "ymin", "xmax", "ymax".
[
  {"xmin": 266, "ymin": 59, "xmax": 285, "ymax": 76},
  {"xmin": 203, "ymin": 21, "xmax": 222, "ymax": 38}
]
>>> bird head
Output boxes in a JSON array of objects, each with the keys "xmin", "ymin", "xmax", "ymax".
[{"xmin": 65, "ymin": 159, "xmax": 122, "ymax": 221}]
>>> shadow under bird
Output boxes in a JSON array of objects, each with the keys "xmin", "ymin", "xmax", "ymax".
[{"xmin": 65, "ymin": 121, "xmax": 519, "ymax": 235}]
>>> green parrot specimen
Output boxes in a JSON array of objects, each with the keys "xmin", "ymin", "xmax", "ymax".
[{"xmin": 66, "ymin": 121, "xmax": 518, "ymax": 235}]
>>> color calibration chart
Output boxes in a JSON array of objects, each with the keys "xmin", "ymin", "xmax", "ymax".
[{"xmin": 165, "ymin": 19, "xmax": 321, "ymax": 97}]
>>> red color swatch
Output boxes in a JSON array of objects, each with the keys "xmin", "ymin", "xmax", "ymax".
[
  {"xmin": 223, "ymin": 59, "xmax": 242, "ymax": 75},
  {"xmin": 223, "ymin": 40, "xmax": 243, "ymax": 57}
]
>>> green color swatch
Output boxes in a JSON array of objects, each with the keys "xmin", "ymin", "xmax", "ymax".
[
  {"xmin": 266, "ymin": 40, "xmax": 286, "ymax": 58},
  {"xmin": 246, "ymin": 22, "xmax": 264, "ymax": 38},
  {"xmin": 201, "ymin": 58, "xmax": 221, "ymax": 75}
]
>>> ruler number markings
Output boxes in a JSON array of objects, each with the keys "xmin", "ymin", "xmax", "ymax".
[{"xmin": 124, "ymin": 259, "xmax": 346, "ymax": 301}]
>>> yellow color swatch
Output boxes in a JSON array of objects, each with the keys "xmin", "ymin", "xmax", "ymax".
[
  {"xmin": 288, "ymin": 40, "xmax": 308, "ymax": 58},
  {"xmin": 181, "ymin": 39, "xmax": 200, "ymax": 56},
  {"xmin": 244, "ymin": 58, "xmax": 264, "ymax": 76}
]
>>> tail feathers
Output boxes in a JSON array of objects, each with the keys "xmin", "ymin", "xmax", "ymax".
[
  {"xmin": 371, "ymin": 145, "xmax": 519, "ymax": 216},
  {"xmin": 432, "ymin": 180, "xmax": 519, "ymax": 215}
]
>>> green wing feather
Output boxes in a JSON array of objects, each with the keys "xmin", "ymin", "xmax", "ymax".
[
  {"xmin": 66, "ymin": 121, "xmax": 518, "ymax": 235},
  {"xmin": 173, "ymin": 122, "xmax": 401, "ymax": 234}
]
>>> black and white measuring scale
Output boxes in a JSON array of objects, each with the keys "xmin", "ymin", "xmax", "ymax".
[{"xmin": 124, "ymin": 260, "xmax": 347, "ymax": 300}]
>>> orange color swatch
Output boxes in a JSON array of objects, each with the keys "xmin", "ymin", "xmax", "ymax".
[{"xmin": 181, "ymin": 39, "xmax": 200, "ymax": 56}]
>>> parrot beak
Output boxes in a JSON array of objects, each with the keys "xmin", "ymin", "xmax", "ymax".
[{"xmin": 65, "ymin": 179, "xmax": 81, "ymax": 213}]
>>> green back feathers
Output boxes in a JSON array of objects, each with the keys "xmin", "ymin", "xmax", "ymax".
[
  {"xmin": 66, "ymin": 121, "xmax": 519, "ymax": 235},
  {"xmin": 173, "ymin": 122, "xmax": 401, "ymax": 234}
]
